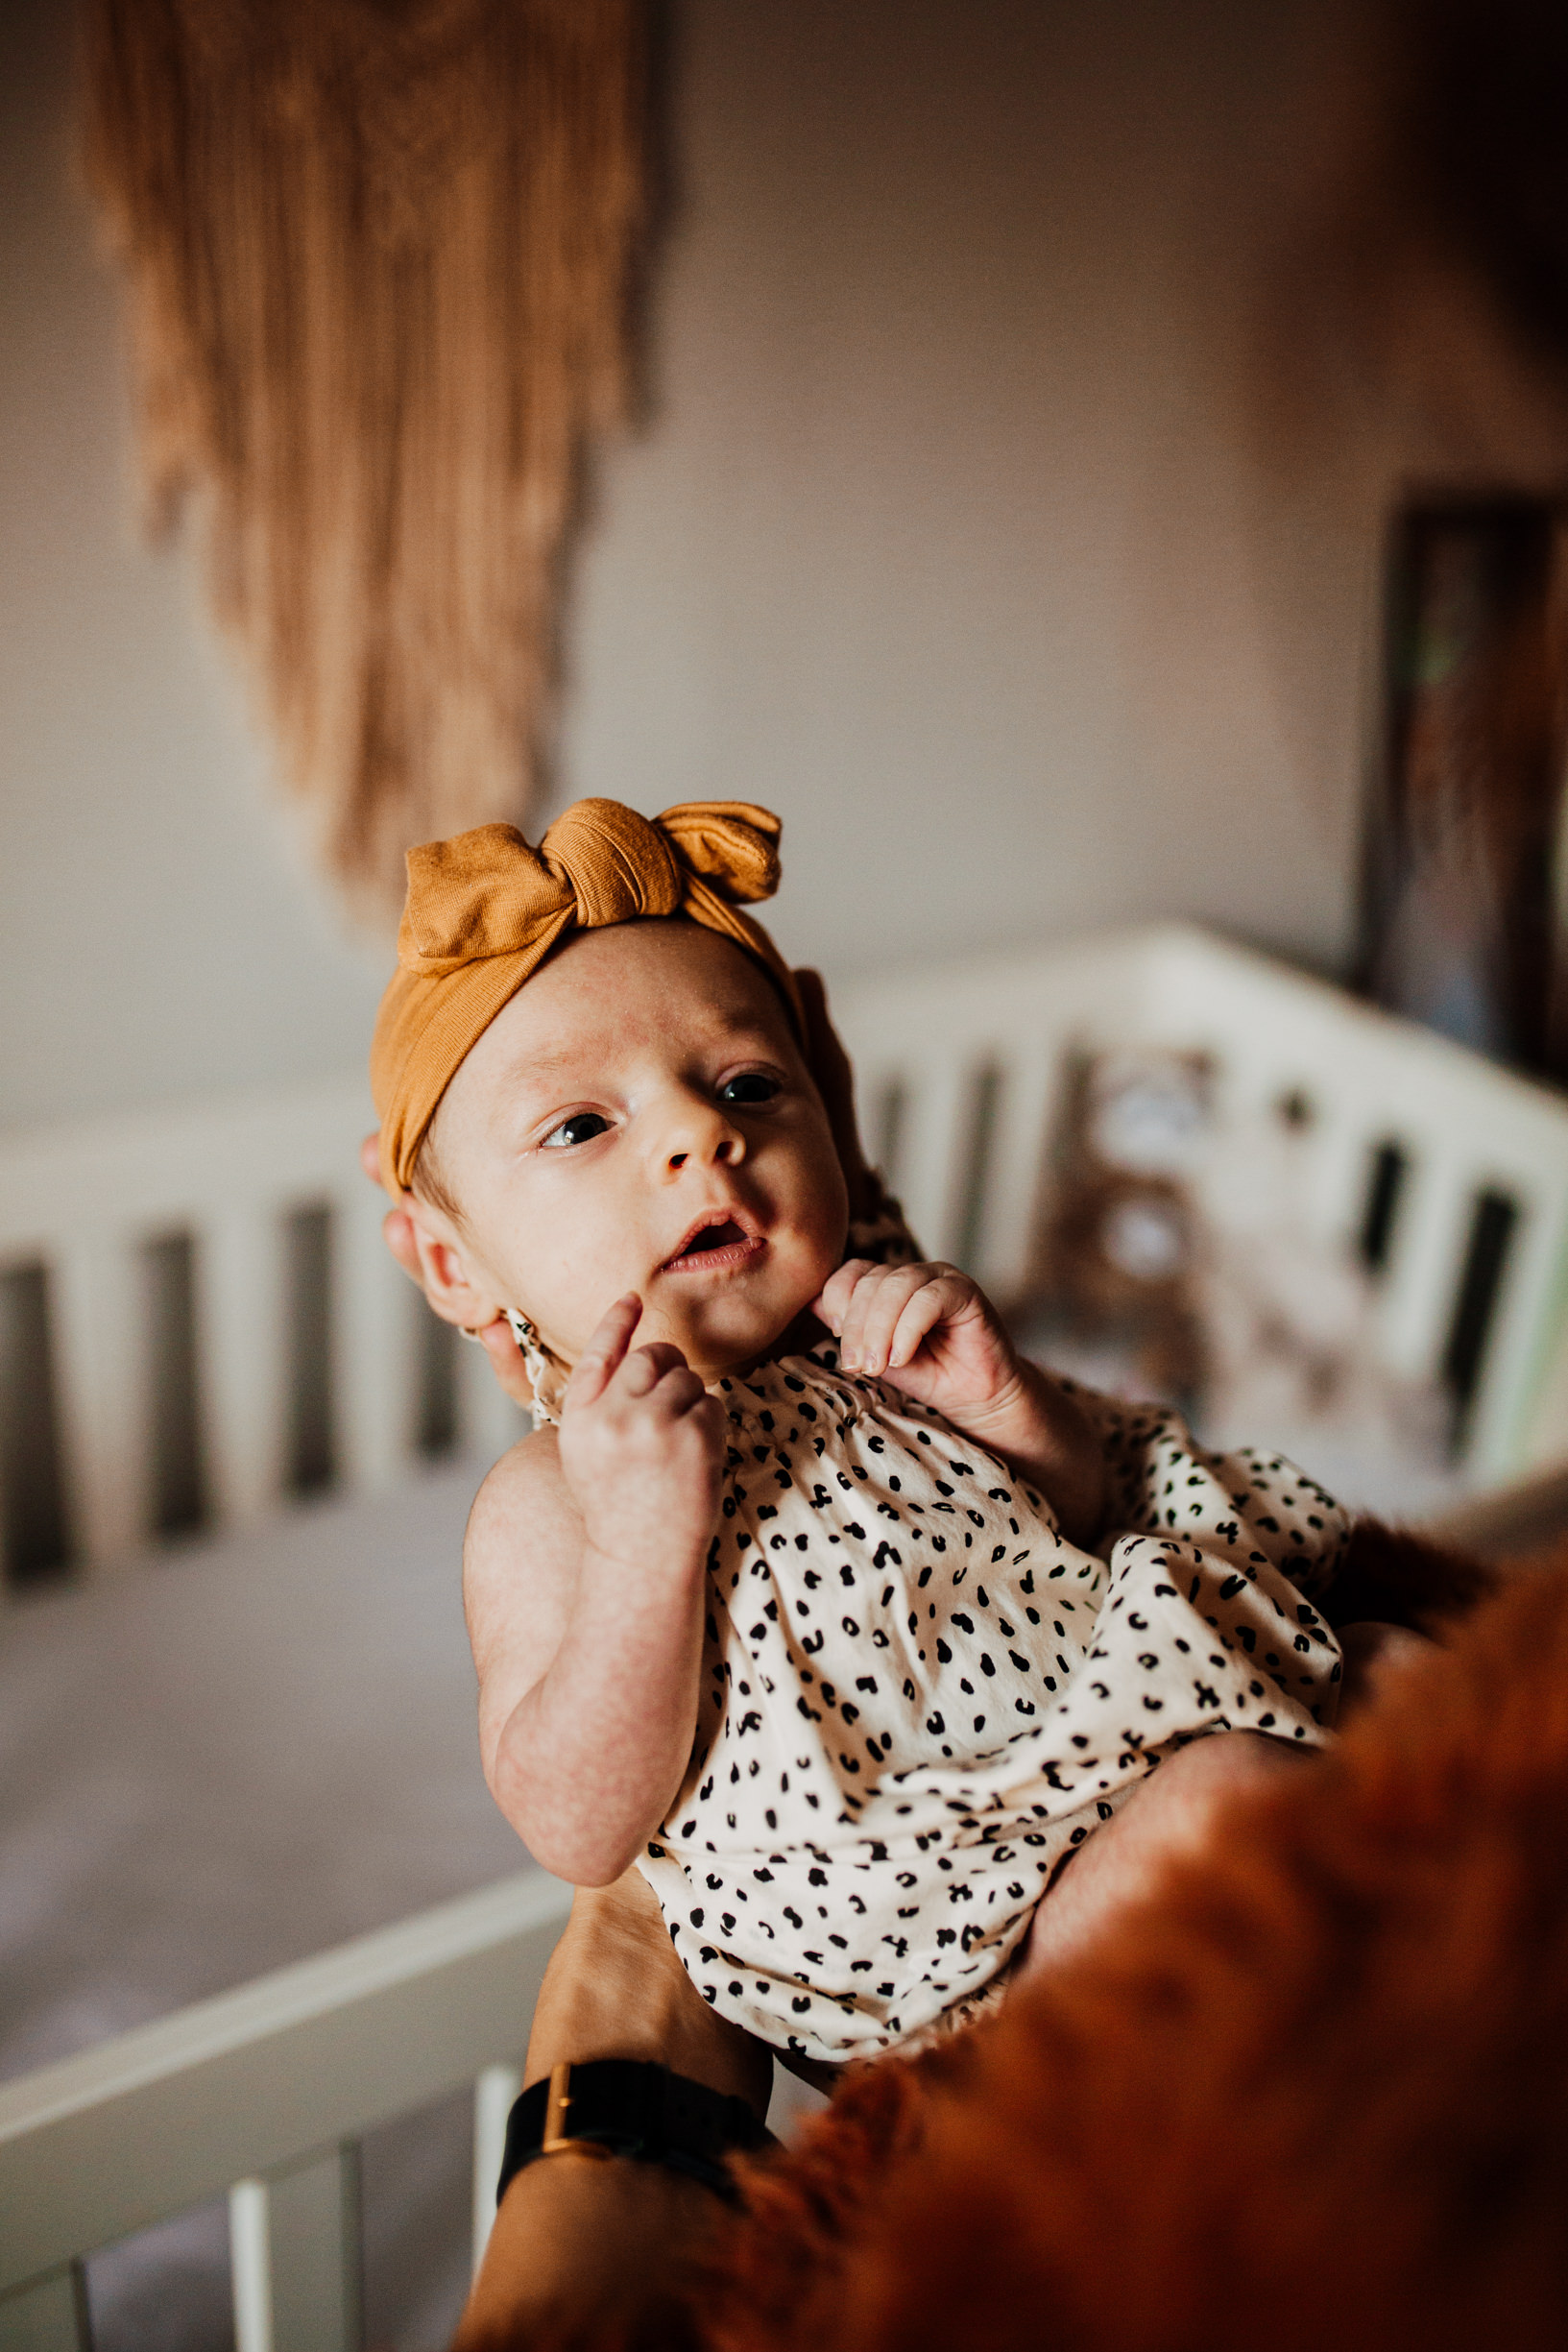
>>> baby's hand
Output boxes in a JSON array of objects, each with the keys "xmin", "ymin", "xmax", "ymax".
[
  {"xmin": 817, "ymin": 1264, "xmax": 1107, "ymax": 1547},
  {"xmin": 813, "ymin": 1260, "xmax": 1024, "ymax": 1426},
  {"xmin": 558, "ymin": 1295, "xmax": 726, "ymax": 1581}
]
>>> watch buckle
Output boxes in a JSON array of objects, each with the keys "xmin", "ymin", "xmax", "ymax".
[{"xmin": 542, "ymin": 2061, "xmax": 612, "ymax": 2162}]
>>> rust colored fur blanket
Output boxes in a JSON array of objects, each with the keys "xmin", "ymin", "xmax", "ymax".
[{"xmin": 701, "ymin": 1531, "xmax": 1566, "ymax": 2352}]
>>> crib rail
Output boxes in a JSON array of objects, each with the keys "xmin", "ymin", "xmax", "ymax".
[
  {"xmin": 0, "ymin": 1080, "xmax": 523, "ymax": 1583},
  {"xmin": 6, "ymin": 924, "xmax": 1568, "ymax": 1587},
  {"xmin": 832, "ymin": 923, "xmax": 1568, "ymax": 1483},
  {"xmin": 0, "ymin": 1869, "xmax": 572, "ymax": 2350}
]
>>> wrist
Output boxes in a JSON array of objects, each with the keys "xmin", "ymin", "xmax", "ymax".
[
  {"xmin": 941, "ymin": 1354, "xmax": 1035, "ymax": 1450},
  {"xmin": 579, "ymin": 1531, "xmax": 710, "ymax": 1592},
  {"xmin": 946, "ymin": 1359, "xmax": 1104, "ymax": 1534}
]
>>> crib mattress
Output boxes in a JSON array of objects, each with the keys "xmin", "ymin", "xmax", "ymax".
[{"xmin": 0, "ymin": 1458, "xmax": 528, "ymax": 2083}]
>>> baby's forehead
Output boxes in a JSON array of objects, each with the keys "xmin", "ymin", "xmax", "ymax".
[{"xmin": 493, "ymin": 919, "xmax": 794, "ymax": 1073}]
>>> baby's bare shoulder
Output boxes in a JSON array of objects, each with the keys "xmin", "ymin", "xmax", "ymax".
[
  {"xmin": 464, "ymin": 1428, "xmax": 582, "ymax": 1643},
  {"xmin": 469, "ymin": 1421, "xmax": 570, "ymax": 1537}
]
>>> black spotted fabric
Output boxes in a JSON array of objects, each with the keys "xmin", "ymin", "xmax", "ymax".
[{"xmin": 639, "ymin": 1351, "xmax": 1346, "ymax": 2065}]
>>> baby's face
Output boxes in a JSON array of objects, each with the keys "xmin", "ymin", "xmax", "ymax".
[{"xmin": 424, "ymin": 920, "xmax": 850, "ymax": 1382}]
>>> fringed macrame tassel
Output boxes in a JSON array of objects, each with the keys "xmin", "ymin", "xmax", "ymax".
[{"xmin": 84, "ymin": 0, "xmax": 647, "ymax": 918}]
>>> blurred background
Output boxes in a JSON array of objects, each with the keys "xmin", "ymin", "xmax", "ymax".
[
  {"xmin": 13, "ymin": 0, "xmax": 1568, "ymax": 1138},
  {"xmin": 6, "ymin": 0, "xmax": 1568, "ymax": 2345}
]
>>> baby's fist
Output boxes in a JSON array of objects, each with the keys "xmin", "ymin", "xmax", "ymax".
[
  {"xmin": 813, "ymin": 1259, "xmax": 1020, "ymax": 1422},
  {"xmin": 559, "ymin": 1295, "xmax": 725, "ymax": 1579}
]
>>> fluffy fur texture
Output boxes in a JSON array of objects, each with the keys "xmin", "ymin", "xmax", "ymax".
[
  {"xmin": 84, "ymin": 0, "xmax": 646, "ymax": 915},
  {"xmin": 695, "ymin": 1528, "xmax": 1567, "ymax": 2352},
  {"xmin": 1318, "ymin": 1512, "xmax": 1499, "ymax": 1634}
]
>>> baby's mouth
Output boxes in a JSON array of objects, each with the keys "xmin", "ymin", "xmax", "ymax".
[{"xmin": 662, "ymin": 1211, "xmax": 766, "ymax": 1275}]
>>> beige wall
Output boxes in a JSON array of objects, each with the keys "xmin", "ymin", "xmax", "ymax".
[
  {"xmin": 0, "ymin": 0, "xmax": 387, "ymax": 1132},
  {"xmin": 4, "ymin": 0, "xmax": 1566, "ymax": 1132}
]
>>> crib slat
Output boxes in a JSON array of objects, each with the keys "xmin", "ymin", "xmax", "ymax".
[
  {"xmin": 337, "ymin": 1187, "xmax": 418, "ymax": 1493},
  {"xmin": 231, "ymin": 2147, "xmax": 361, "ymax": 2352},
  {"xmin": 203, "ymin": 1207, "xmax": 286, "ymax": 1529},
  {"xmin": 971, "ymin": 1047, "xmax": 1061, "ymax": 1297},
  {"xmin": 0, "ymin": 1870, "xmax": 567, "ymax": 2300},
  {"xmin": 893, "ymin": 1062, "xmax": 971, "ymax": 1264},
  {"xmin": 0, "ymin": 2264, "xmax": 89, "ymax": 2351},
  {"xmin": 472, "ymin": 2062, "xmax": 522, "ymax": 2275},
  {"xmin": 1459, "ymin": 1183, "xmax": 1557, "ymax": 1479},
  {"xmin": 1375, "ymin": 1158, "xmax": 1486, "ymax": 1387},
  {"xmin": 51, "ymin": 1232, "xmax": 144, "ymax": 1569}
]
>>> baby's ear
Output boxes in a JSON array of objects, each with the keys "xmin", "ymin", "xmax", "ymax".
[{"xmin": 400, "ymin": 1200, "xmax": 502, "ymax": 1331}]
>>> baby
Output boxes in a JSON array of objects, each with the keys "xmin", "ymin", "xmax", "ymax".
[{"xmin": 372, "ymin": 798, "xmax": 1346, "ymax": 2069}]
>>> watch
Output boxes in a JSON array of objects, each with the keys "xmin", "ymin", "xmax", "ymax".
[{"xmin": 496, "ymin": 2058, "xmax": 778, "ymax": 2206}]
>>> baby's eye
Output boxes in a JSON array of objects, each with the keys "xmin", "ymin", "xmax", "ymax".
[
  {"xmin": 719, "ymin": 1072, "xmax": 780, "ymax": 1106},
  {"xmin": 541, "ymin": 1111, "xmax": 612, "ymax": 1150}
]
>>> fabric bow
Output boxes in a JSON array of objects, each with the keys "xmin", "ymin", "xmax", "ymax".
[
  {"xmin": 371, "ymin": 798, "xmax": 801, "ymax": 1194},
  {"xmin": 398, "ymin": 798, "xmax": 785, "ymax": 975}
]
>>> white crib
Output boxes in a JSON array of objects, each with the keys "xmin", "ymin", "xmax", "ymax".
[
  {"xmin": 833, "ymin": 923, "xmax": 1568, "ymax": 1485},
  {"xmin": 0, "ymin": 1873, "xmax": 570, "ymax": 2350},
  {"xmin": 4, "ymin": 922, "xmax": 1568, "ymax": 2346},
  {"xmin": 6, "ymin": 922, "xmax": 1568, "ymax": 1588}
]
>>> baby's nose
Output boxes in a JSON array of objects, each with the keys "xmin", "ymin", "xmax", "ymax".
[
  {"xmin": 663, "ymin": 1100, "xmax": 744, "ymax": 1171},
  {"xmin": 666, "ymin": 1131, "xmax": 741, "ymax": 1171}
]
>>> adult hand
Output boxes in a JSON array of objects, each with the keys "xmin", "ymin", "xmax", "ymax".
[{"xmin": 360, "ymin": 1129, "xmax": 537, "ymax": 1411}]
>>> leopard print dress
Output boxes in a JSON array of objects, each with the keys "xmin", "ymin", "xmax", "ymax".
[{"xmin": 636, "ymin": 1348, "xmax": 1347, "ymax": 2068}]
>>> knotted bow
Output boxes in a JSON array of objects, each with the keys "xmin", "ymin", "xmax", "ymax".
[
  {"xmin": 397, "ymin": 798, "xmax": 784, "ymax": 974},
  {"xmin": 371, "ymin": 798, "xmax": 802, "ymax": 1194}
]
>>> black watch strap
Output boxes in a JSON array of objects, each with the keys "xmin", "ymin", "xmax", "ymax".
[{"xmin": 496, "ymin": 2060, "xmax": 777, "ymax": 2206}]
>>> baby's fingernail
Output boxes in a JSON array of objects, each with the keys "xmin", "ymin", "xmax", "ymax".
[{"xmin": 841, "ymin": 1349, "xmax": 858, "ymax": 1370}]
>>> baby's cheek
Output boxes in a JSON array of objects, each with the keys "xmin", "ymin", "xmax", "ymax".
[
  {"xmin": 510, "ymin": 1258, "xmax": 605, "ymax": 1369},
  {"xmin": 797, "ymin": 1130, "xmax": 850, "ymax": 1261},
  {"xmin": 778, "ymin": 1159, "xmax": 845, "ymax": 1273}
]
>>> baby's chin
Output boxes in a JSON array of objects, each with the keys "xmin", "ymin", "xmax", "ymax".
[{"xmin": 646, "ymin": 1281, "xmax": 823, "ymax": 1381}]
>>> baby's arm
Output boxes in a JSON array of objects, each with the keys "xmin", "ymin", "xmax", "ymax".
[
  {"xmin": 815, "ymin": 1260, "xmax": 1106, "ymax": 1547},
  {"xmin": 464, "ymin": 1296, "xmax": 725, "ymax": 1885}
]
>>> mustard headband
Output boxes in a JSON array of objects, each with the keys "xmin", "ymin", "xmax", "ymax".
[{"xmin": 370, "ymin": 797, "xmax": 804, "ymax": 1196}]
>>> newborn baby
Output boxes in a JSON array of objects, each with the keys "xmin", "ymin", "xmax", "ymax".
[{"xmin": 372, "ymin": 800, "xmax": 1345, "ymax": 2068}]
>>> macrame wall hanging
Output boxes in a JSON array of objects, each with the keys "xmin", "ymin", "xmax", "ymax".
[{"xmin": 84, "ymin": 0, "xmax": 647, "ymax": 919}]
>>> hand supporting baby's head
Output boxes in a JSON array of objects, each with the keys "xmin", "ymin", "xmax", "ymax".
[{"xmin": 398, "ymin": 916, "xmax": 850, "ymax": 1386}]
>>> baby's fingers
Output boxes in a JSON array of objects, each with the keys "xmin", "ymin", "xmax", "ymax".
[
  {"xmin": 844, "ymin": 1264, "xmax": 936, "ymax": 1374},
  {"xmin": 565, "ymin": 1294, "xmax": 642, "ymax": 1412},
  {"xmin": 888, "ymin": 1275, "xmax": 968, "ymax": 1370},
  {"xmin": 616, "ymin": 1341, "xmax": 693, "ymax": 1399},
  {"xmin": 645, "ymin": 1361, "xmax": 709, "ymax": 1417},
  {"xmin": 812, "ymin": 1259, "xmax": 878, "ymax": 1335}
]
